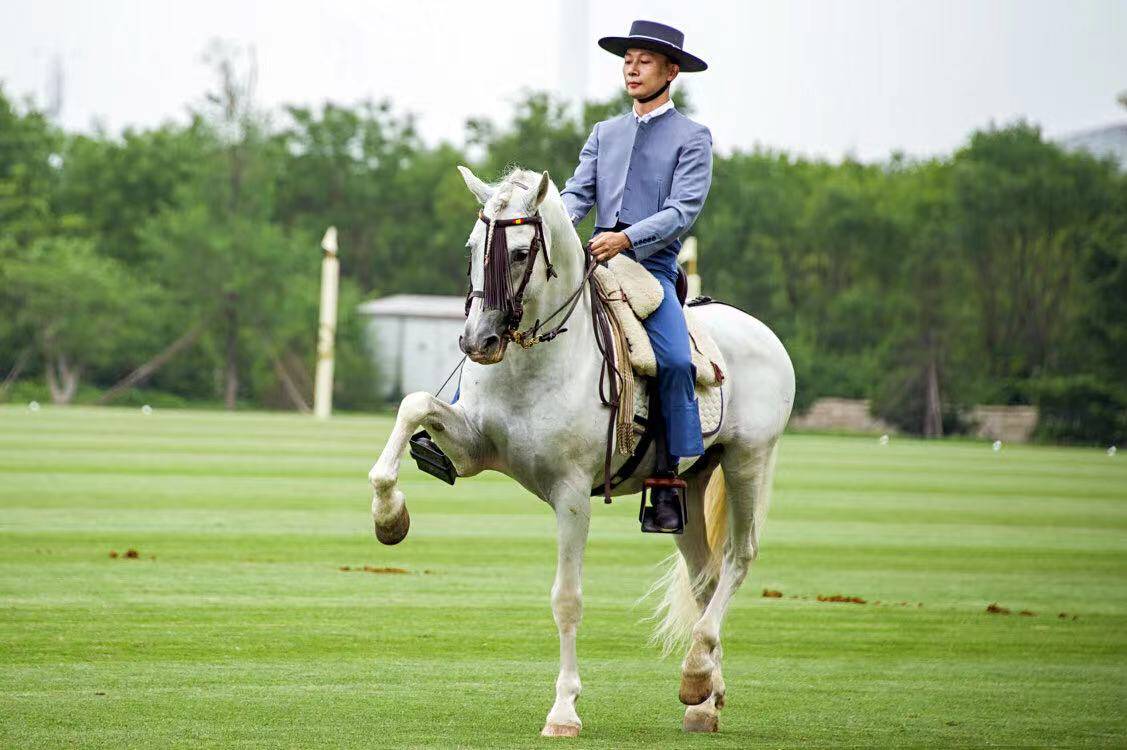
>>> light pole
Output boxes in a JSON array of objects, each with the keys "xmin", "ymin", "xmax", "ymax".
[{"xmin": 314, "ymin": 227, "xmax": 339, "ymax": 419}]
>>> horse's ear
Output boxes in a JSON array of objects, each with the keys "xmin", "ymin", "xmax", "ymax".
[
  {"xmin": 458, "ymin": 165, "xmax": 494, "ymax": 206},
  {"xmin": 532, "ymin": 170, "xmax": 551, "ymax": 210}
]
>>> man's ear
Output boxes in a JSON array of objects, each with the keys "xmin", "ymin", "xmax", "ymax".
[
  {"xmin": 532, "ymin": 170, "xmax": 551, "ymax": 210},
  {"xmin": 457, "ymin": 165, "xmax": 494, "ymax": 205}
]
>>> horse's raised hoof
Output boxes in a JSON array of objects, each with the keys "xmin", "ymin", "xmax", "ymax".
[
  {"xmin": 540, "ymin": 723, "xmax": 580, "ymax": 738},
  {"xmin": 374, "ymin": 507, "xmax": 410, "ymax": 545},
  {"xmin": 679, "ymin": 672, "xmax": 713, "ymax": 706},
  {"xmin": 683, "ymin": 708, "xmax": 719, "ymax": 733}
]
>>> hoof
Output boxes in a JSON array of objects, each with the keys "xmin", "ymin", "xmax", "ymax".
[
  {"xmin": 374, "ymin": 507, "xmax": 410, "ymax": 545},
  {"xmin": 679, "ymin": 672, "xmax": 712, "ymax": 706},
  {"xmin": 683, "ymin": 709, "xmax": 719, "ymax": 733},
  {"xmin": 540, "ymin": 723, "xmax": 580, "ymax": 738}
]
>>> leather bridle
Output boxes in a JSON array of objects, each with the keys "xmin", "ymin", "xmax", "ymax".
[
  {"xmin": 466, "ymin": 209, "xmax": 591, "ymax": 350},
  {"xmin": 463, "ymin": 206, "xmax": 629, "ymax": 502}
]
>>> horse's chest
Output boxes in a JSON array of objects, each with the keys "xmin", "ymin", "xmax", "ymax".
[{"xmin": 477, "ymin": 397, "xmax": 604, "ymax": 490}]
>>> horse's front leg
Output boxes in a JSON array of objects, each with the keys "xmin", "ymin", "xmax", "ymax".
[
  {"xmin": 368, "ymin": 391, "xmax": 485, "ymax": 544},
  {"xmin": 541, "ymin": 483, "xmax": 591, "ymax": 738}
]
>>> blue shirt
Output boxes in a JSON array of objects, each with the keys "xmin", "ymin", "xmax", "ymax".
[{"xmin": 560, "ymin": 105, "xmax": 713, "ymax": 273}]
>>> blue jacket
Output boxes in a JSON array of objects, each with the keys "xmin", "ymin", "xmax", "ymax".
[{"xmin": 560, "ymin": 107, "xmax": 713, "ymax": 270}]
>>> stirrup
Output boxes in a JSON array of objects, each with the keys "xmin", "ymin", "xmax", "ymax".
[
  {"xmin": 639, "ymin": 476, "xmax": 687, "ymax": 534},
  {"xmin": 408, "ymin": 430, "xmax": 456, "ymax": 485}
]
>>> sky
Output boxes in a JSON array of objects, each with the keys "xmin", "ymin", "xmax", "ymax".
[{"xmin": 1, "ymin": 0, "xmax": 1124, "ymax": 161}]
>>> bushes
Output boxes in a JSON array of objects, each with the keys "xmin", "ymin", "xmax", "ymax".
[{"xmin": 1033, "ymin": 376, "xmax": 1126, "ymax": 445}]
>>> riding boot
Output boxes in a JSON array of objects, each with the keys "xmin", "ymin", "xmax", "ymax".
[
  {"xmin": 642, "ymin": 468, "xmax": 687, "ymax": 533},
  {"xmin": 640, "ymin": 393, "xmax": 686, "ymax": 534}
]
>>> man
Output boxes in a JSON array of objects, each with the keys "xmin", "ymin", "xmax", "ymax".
[{"xmin": 561, "ymin": 20, "xmax": 712, "ymax": 533}]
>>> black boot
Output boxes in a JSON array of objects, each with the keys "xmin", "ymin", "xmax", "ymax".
[{"xmin": 640, "ymin": 473, "xmax": 686, "ymax": 534}]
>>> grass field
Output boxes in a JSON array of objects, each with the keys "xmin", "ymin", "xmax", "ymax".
[{"xmin": 1, "ymin": 405, "xmax": 1125, "ymax": 748}]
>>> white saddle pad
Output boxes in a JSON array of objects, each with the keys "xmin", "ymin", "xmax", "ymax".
[{"xmin": 631, "ymin": 376, "xmax": 725, "ymax": 438}]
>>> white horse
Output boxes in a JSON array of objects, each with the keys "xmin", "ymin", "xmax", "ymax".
[{"xmin": 368, "ymin": 166, "xmax": 795, "ymax": 736}]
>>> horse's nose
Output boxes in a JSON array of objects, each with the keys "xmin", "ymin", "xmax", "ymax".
[{"xmin": 480, "ymin": 334, "xmax": 500, "ymax": 352}]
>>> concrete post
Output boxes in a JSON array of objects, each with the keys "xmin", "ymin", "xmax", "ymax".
[
  {"xmin": 314, "ymin": 227, "xmax": 339, "ymax": 419},
  {"xmin": 679, "ymin": 236, "xmax": 701, "ymax": 298}
]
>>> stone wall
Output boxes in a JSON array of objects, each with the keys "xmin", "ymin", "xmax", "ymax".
[
  {"xmin": 968, "ymin": 405, "xmax": 1039, "ymax": 443},
  {"xmin": 788, "ymin": 398, "xmax": 1040, "ymax": 442},
  {"xmin": 788, "ymin": 398, "xmax": 896, "ymax": 434}
]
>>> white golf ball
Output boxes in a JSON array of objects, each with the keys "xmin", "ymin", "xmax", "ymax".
[
  {"xmin": 992, "ymin": 440, "xmax": 1002, "ymax": 452},
  {"xmin": 1109, "ymin": 446, "xmax": 1118, "ymax": 457},
  {"xmin": 141, "ymin": 405, "xmax": 153, "ymax": 416},
  {"xmin": 28, "ymin": 400, "xmax": 40, "ymax": 412},
  {"xmin": 879, "ymin": 434, "xmax": 889, "ymax": 446}
]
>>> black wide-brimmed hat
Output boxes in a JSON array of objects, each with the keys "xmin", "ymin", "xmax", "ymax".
[{"xmin": 597, "ymin": 20, "xmax": 707, "ymax": 73}]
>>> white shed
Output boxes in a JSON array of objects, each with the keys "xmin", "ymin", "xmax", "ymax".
[{"xmin": 357, "ymin": 294, "xmax": 466, "ymax": 401}]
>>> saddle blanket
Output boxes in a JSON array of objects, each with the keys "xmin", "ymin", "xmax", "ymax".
[{"xmin": 632, "ymin": 375, "xmax": 724, "ymax": 438}]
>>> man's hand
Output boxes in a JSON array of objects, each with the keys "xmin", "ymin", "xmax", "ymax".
[{"xmin": 587, "ymin": 231, "xmax": 632, "ymax": 262}]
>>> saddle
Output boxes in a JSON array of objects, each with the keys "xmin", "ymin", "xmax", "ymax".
[{"xmin": 586, "ymin": 255, "xmax": 727, "ymax": 499}]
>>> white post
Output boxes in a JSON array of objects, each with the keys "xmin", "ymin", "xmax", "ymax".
[
  {"xmin": 314, "ymin": 227, "xmax": 340, "ymax": 420},
  {"xmin": 679, "ymin": 236, "xmax": 702, "ymax": 298}
]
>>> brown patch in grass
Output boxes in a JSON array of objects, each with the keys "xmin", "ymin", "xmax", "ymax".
[
  {"xmin": 986, "ymin": 602, "xmax": 1010, "ymax": 615},
  {"xmin": 1019, "ymin": 609, "xmax": 1036, "ymax": 617},
  {"xmin": 817, "ymin": 594, "xmax": 866, "ymax": 604},
  {"xmin": 124, "ymin": 549, "xmax": 139, "ymax": 559},
  {"xmin": 339, "ymin": 565, "xmax": 410, "ymax": 575},
  {"xmin": 762, "ymin": 589, "xmax": 783, "ymax": 598},
  {"xmin": 109, "ymin": 550, "xmax": 118, "ymax": 558}
]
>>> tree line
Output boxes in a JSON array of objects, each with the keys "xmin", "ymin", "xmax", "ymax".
[{"xmin": 1, "ymin": 49, "xmax": 1123, "ymax": 442}]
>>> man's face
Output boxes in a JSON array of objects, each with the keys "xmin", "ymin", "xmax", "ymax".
[{"xmin": 623, "ymin": 47, "xmax": 678, "ymax": 101}]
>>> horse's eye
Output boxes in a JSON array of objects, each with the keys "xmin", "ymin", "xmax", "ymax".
[{"xmin": 512, "ymin": 249, "xmax": 529, "ymax": 262}]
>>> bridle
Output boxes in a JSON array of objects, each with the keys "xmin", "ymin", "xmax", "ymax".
[
  {"xmin": 462, "ymin": 201, "xmax": 630, "ymax": 503},
  {"xmin": 464, "ymin": 208, "xmax": 596, "ymax": 350}
]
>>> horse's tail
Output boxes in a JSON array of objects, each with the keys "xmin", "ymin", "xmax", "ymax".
[{"xmin": 644, "ymin": 466, "xmax": 729, "ymax": 656}]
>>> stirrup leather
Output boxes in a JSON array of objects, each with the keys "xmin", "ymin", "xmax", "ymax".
[
  {"xmin": 639, "ymin": 476, "xmax": 687, "ymax": 534},
  {"xmin": 408, "ymin": 430, "xmax": 457, "ymax": 485}
]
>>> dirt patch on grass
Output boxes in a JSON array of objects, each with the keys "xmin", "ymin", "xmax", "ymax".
[
  {"xmin": 110, "ymin": 548, "xmax": 149, "ymax": 560},
  {"xmin": 762, "ymin": 589, "xmax": 783, "ymax": 598},
  {"xmin": 339, "ymin": 565, "xmax": 410, "ymax": 575},
  {"xmin": 818, "ymin": 594, "xmax": 866, "ymax": 604}
]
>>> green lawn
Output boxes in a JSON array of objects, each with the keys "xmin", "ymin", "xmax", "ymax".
[{"xmin": 1, "ymin": 406, "xmax": 1124, "ymax": 748}]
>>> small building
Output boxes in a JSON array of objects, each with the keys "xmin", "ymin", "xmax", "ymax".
[
  {"xmin": 357, "ymin": 294, "xmax": 465, "ymax": 401},
  {"xmin": 1058, "ymin": 122, "xmax": 1127, "ymax": 168}
]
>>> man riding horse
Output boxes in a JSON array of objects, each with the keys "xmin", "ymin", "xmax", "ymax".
[
  {"xmin": 376, "ymin": 20, "xmax": 793, "ymax": 735},
  {"xmin": 562, "ymin": 20, "xmax": 712, "ymax": 533}
]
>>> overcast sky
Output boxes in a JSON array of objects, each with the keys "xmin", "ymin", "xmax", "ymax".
[{"xmin": 1, "ymin": 0, "xmax": 1123, "ymax": 161}]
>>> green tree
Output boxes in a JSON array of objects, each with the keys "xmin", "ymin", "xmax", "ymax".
[{"xmin": 1, "ymin": 237, "xmax": 145, "ymax": 403}]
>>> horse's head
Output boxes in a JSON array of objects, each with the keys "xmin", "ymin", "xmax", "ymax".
[{"xmin": 457, "ymin": 166, "xmax": 558, "ymax": 365}]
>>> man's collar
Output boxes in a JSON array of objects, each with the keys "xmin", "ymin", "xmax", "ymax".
[{"xmin": 633, "ymin": 98, "xmax": 676, "ymax": 124}]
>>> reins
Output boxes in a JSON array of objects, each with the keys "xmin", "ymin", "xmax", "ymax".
[{"xmin": 464, "ymin": 206, "xmax": 628, "ymax": 502}]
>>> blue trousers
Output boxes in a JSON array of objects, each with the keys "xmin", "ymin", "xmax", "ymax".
[
  {"xmin": 452, "ymin": 248, "xmax": 704, "ymax": 463},
  {"xmin": 638, "ymin": 261, "xmax": 705, "ymax": 462}
]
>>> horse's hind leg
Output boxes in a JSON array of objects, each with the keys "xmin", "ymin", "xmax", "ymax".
[
  {"xmin": 680, "ymin": 439, "xmax": 778, "ymax": 718},
  {"xmin": 674, "ymin": 470, "xmax": 726, "ymax": 733},
  {"xmin": 368, "ymin": 391, "xmax": 486, "ymax": 544}
]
